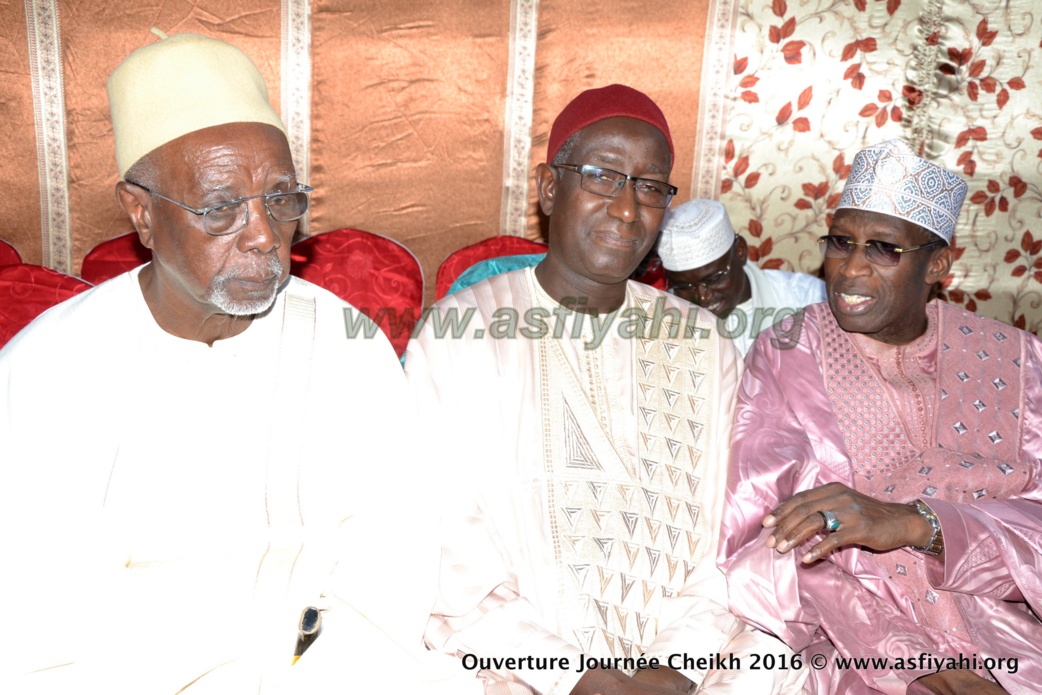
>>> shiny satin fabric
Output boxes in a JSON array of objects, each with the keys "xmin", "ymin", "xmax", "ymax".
[
  {"xmin": 0, "ymin": 240, "xmax": 21, "ymax": 266},
  {"xmin": 0, "ymin": 264, "xmax": 92, "ymax": 347},
  {"xmin": 290, "ymin": 227, "xmax": 424, "ymax": 356},
  {"xmin": 436, "ymin": 236, "xmax": 548, "ymax": 299},
  {"xmin": 719, "ymin": 302, "xmax": 1042, "ymax": 695},
  {"xmin": 4, "ymin": 1, "xmax": 1042, "ymax": 328},
  {"xmin": 79, "ymin": 233, "xmax": 152, "ymax": 285},
  {"xmin": 0, "ymin": 1, "xmax": 711, "ymax": 310}
]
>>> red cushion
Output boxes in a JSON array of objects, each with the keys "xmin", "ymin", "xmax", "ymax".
[
  {"xmin": 0, "ymin": 239, "xmax": 21, "ymax": 267},
  {"xmin": 291, "ymin": 228, "xmax": 423, "ymax": 357},
  {"xmin": 80, "ymin": 233, "xmax": 151, "ymax": 285},
  {"xmin": 633, "ymin": 254, "xmax": 667, "ymax": 290},
  {"xmin": 0, "ymin": 264, "xmax": 93, "ymax": 348},
  {"xmin": 435, "ymin": 236, "xmax": 548, "ymax": 300}
]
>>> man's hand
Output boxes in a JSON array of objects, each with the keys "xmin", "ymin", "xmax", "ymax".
[
  {"xmin": 569, "ymin": 668, "xmax": 692, "ymax": 695},
  {"xmin": 914, "ymin": 669, "xmax": 1008, "ymax": 694},
  {"xmin": 631, "ymin": 666, "xmax": 693, "ymax": 692},
  {"xmin": 762, "ymin": 482, "xmax": 935, "ymax": 563}
]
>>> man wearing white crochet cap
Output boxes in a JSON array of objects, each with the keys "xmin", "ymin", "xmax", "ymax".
[
  {"xmin": 720, "ymin": 139, "xmax": 1042, "ymax": 694},
  {"xmin": 658, "ymin": 199, "xmax": 824, "ymax": 356},
  {"xmin": 0, "ymin": 32, "xmax": 457, "ymax": 694}
]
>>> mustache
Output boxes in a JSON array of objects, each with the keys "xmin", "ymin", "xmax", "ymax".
[{"xmin": 215, "ymin": 254, "xmax": 284, "ymax": 283}]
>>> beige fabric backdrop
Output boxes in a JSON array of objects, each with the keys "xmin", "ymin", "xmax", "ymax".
[
  {"xmin": 2, "ymin": 0, "xmax": 1039, "ymax": 328},
  {"xmin": 3, "ymin": 6, "xmax": 41, "ymax": 263}
]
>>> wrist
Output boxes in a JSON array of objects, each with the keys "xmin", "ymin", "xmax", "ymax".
[
  {"xmin": 909, "ymin": 499, "xmax": 944, "ymax": 556},
  {"xmin": 568, "ymin": 669, "xmax": 629, "ymax": 695},
  {"xmin": 633, "ymin": 665, "xmax": 694, "ymax": 692}
]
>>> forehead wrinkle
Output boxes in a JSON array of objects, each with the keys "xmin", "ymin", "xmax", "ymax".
[
  {"xmin": 584, "ymin": 150, "xmax": 669, "ymax": 178},
  {"xmin": 574, "ymin": 127, "xmax": 671, "ymax": 176},
  {"xmin": 270, "ymin": 171, "xmax": 297, "ymax": 186},
  {"xmin": 191, "ymin": 164, "xmax": 297, "ymax": 198},
  {"xmin": 150, "ymin": 123, "xmax": 296, "ymax": 205},
  {"xmin": 643, "ymin": 161, "xmax": 668, "ymax": 176}
]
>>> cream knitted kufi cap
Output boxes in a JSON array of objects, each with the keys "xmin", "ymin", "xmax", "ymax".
[
  {"xmin": 108, "ymin": 30, "xmax": 287, "ymax": 177},
  {"xmin": 657, "ymin": 199, "xmax": 736, "ymax": 271}
]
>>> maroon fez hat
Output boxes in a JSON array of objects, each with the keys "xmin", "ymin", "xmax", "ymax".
[{"xmin": 546, "ymin": 84, "xmax": 674, "ymax": 164}]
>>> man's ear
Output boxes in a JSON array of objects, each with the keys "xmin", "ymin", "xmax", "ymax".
[
  {"xmin": 735, "ymin": 235, "xmax": 749, "ymax": 264},
  {"xmin": 115, "ymin": 181, "xmax": 156, "ymax": 249},
  {"xmin": 535, "ymin": 163, "xmax": 557, "ymax": 217},
  {"xmin": 925, "ymin": 243, "xmax": 955, "ymax": 285}
]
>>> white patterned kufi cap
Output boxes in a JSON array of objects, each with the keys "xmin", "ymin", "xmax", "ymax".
[
  {"xmin": 837, "ymin": 139, "xmax": 967, "ymax": 243},
  {"xmin": 657, "ymin": 199, "xmax": 736, "ymax": 271},
  {"xmin": 108, "ymin": 31, "xmax": 286, "ymax": 177}
]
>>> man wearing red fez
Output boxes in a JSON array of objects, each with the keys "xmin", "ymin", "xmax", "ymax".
[{"xmin": 408, "ymin": 85, "xmax": 804, "ymax": 694}]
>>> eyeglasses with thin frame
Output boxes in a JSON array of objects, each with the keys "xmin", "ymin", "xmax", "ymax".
[
  {"xmin": 818, "ymin": 234, "xmax": 945, "ymax": 267},
  {"xmin": 125, "ymin": 180, "xmax": 314, "ymax": 237},
  {"xmin": 667, "ymin": 237, "xmax": 738, "ymax": 297},
  {"xmin": 557, "ymin": 164, "xmax": 677, "ymax": 209}
]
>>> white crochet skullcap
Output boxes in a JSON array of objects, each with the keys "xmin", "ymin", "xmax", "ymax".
[
  {"xmin": 657, "ymin": 199, "xmax": 736, "ymax": 271},
  {"xmin": 837, "ymin": 139, "xmax": 967, "ymax": 243},
  {"xmin": 108, "ymin": 31, "xmax": 286, "ymax": 177}
]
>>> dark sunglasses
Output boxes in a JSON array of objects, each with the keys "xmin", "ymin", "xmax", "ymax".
[{"xmin": 818, "ymin": 234, "xmax": 944, "ymax": 267}]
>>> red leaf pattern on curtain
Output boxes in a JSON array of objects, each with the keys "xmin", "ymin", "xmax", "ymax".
[{"xmin": 716, "ymin": 0, "xmax": 1042, "ymax": 332}]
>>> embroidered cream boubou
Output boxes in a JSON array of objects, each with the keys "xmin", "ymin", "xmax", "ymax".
[{"xmin": 530, "ymin": 275, "xmax": 716, "ymax": 663}]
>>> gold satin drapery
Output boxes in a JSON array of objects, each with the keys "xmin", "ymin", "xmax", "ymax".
[{"xmin": 2, "ymin": 0, "xmax": 1039, "ymax": 327}]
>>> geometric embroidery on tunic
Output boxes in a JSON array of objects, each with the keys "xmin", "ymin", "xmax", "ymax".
[
  {"xmin": 564, "ymin": 399, "xmax": 603, "ymax": 470},
  {"xmin": 543, "ymin": 289, "xmax": 712, "ymax": 665},
  {"xmin": 820, "ymin": 305, "xmax": 918, "ymax": 474},
  {"xmin": 819, "ymin": 302, "xmax": 1030, "ymax": 638}
]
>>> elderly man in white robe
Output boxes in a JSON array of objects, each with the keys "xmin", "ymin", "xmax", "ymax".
[
  {"xmin": 407, "ymin": 84, "xmax": 805, "ymax": 695},
  {"xmin": 658, "ymin": 199, "xmax": 825, "ymax": 356},
  {"xmin": 0, "ymin": 31, "xmax": 459, "ymax": 694}
]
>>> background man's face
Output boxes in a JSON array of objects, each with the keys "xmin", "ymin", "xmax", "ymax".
[
  {"xmin": 665, "ymin": 236, "xmax": 748, "ymax": 317},
  {"xmin": 824, "ymin": 208, "xmax": 947, "ymax": 344},
  {"xmin": 540, "ymin": 117, "xmax": 672, "ymax": 289},
  {"xmin": 144, "ymin": 122, "xmax": 298, "ymax": 316}
]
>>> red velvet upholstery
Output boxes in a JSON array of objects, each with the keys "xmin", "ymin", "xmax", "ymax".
[
  {"xmin": 633, "ymin": 255, "xmax": 667, "ymax": 290},
  {"xmin": 291, "ymin": 228, "xmax": 423, "ymax": 357},
  {"xmin": 0, "ymin": 239, "xmax": 21, "ymax": 266},
  {"xmin": 0, "ymin": 264, "xmax": 93, "ymax": 348},
  {"xmin": 435, "ymin": 236, "xmax": 548, "ymax": 300},
  {"xmin": 80, "ymin": 232, "xmax": 151, "ymax": 285}
]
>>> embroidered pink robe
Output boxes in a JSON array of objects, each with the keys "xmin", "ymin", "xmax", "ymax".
[{"xmin": 719, "ymin": 301, "xmax": 1042, "ymax": 695}]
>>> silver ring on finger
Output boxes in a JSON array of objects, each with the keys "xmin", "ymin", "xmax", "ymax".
[{"xmin": 818, "ymin": 510, "xmax": 841, "ymax": 533}]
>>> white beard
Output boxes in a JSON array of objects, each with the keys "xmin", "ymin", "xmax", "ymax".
[{"xmin": 205, "ymin": 255, "xmax": 284, "ymax": 316}]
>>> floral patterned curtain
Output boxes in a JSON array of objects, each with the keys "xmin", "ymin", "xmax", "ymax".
[
  {"xmin": 696, "ymin": 0, "xmax": 1042, "ymax": 332},
  {"xmin": 3, "ymin": 1, "xmax": 1039, "ymax": 328}
]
